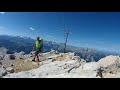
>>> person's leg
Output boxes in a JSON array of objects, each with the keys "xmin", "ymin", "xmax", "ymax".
[
  {"xmin": 36, "ymin": 54, "xmax": 39, "ymax": 62},
  {"xmin": 35, "ymin": 49, "xmax": 39, "ymax": 62},
  {"xmin": 37, "ymin": 48, "xmax": 42, "ymax": 61},
  {"xmin": 33, "ymin": 56, "xmax": 35, "ymax": 60},
  {"xmin": 32, "ymin": 51, "xmax": 37, "ymax": 61}
]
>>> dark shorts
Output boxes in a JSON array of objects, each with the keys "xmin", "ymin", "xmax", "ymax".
[{"xmin": 35, "ymin": 48, "xmax": 42, "ymax": 55}]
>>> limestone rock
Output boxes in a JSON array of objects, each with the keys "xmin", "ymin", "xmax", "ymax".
[
  {"xmin": 43, "ymin": 59, "xmax": 53, "ymax": 64},
  {"xmin": 0, "ymin": 47, "xmax": 8, "ymax": 60},
  {"xmin": 3, "ymin": 54, "xmax": 10, "ymax": 60},
  {"xmin": 65, "ymin": 54, "xmax": 72, "ymax": 60},
  {"xmin": 68, "ymin": 52, "xmax": 75, "ymax": 56},
  {"xmin": 72, "ymin": 56, "xmax": 80, "ymax": 60},
  {"xmin": 98, "ymin": 55, "xmax": 119, "ymax": 67},
  {"xmin": 6, "ymin": 67, "xmax": 14, "ymax": 73},
  {"xmin": 55, "ymin": 51, "xmax": 59, "ymax": 54},
  {"xmin": 4, "ymin": 54, "xmax": 15, "ymax": 60},
  {"xmin": 30, "ymin": 51, "xmax": 35, "ymax": 56},
  {"xmin": 32, "ymin": 62, "xmax": 39, "ymax": 66},
  {"xmin": 9, "ymin": 54, "xmax": 16, "ymax": 60},
  {"xmin": 0, "ymin": 61, "xmax": 2, "ymax": 64},
  {"xmin": 0, "ymin": 67, "xmax": 7, "ymax": 77},
  {"xmin": 0, "ymin": 56, "xmax": 3, "ymax": 60},
  {"xmin": 50, "ymin": 50, "xmax": 56, "ymax": 54},
  {"xmin": 14, "ymin": 52, "xmax": 25, "ymax": 59},
  {"xmin": 98, "ymin": 55, "xmax": 120, "ymax": 74},
  {"xmin": 83, "ymin": 62, "xmax": 100, "ymax": 70},
  {"xmin": 20, "ymin": 51, "xmax": 25, "ymax": 55}
]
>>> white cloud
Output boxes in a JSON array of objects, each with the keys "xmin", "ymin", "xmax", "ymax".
[
  {"xmin": 0, "ymin": 26, "xmax": 4, "ymax": 29},
  {"xmin": 0, "ymin": 26, "xmax": 6, "ymax": 29},
  {"xmin": 29, "ymin": 27, "xmax": 35, "ymax": 31},
  {"xmin": 0, "ymin": 12, "xmax": 6, "ymax": 14}
]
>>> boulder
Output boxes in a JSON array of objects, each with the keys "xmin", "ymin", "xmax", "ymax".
[
  {"xmin": 3, "ymin": 54, "xmax": 10, "ymax": 60},
  {"xmin": 98, "ymin": 55, "xmax": 120, "ymax": 74},
  {"xmin": 6, "ymin": 67, "xmax": 14, "ymax": 73},
  {"xmin": 32, "ymin": 62, "xmax": 39, "ymax": 66},
  {"xmin": 0, "ymin": 53, "xmax": 4, "ymax": 60},
  {"xmin": 0, "ymin": 56, "xmax": 3, "ymax": 60},
  {"xmin": 0, "ymin": 61, "xmax": 2, "ymax": 65},
  {"xmin": 83, "ymin": 62, "xmax": 99, "ymax": 70},
  {"xmin": 0, "ymin": 47, "xmax": 8, "ymax": 53},
  {"xmin": 55, "ymin": 51, "xmax": 59, "ymax": 54},
  {"xmin": 68, "ymin": 52, "xmax": 75, "ymax": 56},
  {"xmin": 47, "ymin": 54, "xmax": 61, "ymax": 60},
  {"xmin": 9, "ymin": 54, "xmax": 15, "ymax": 60},
  {"xmin": 30, "ymin": 51, "xmax": 35, "ymax": 56},
  {"xmin": 80, "ymin": 59, "xmax": 86, "ymax": 69},
  {"xmin": 43, "ymin": 59, "xmax": 53, "ymax": 64},
  {"xmin": 50, "ymin": 50, "xmax": 56, "ymax": 54},
  {"xmin": 28, "ymin": 54, "xmax": 33, "ymax": 57},
  {"xmin": 18, "ymin": 51, "xmax": 25, "ymax": 59},
  {"xmin": 72, "ymin": 56, "xmax": 80, "ymax": 60},
  {"xmin": 23, "ymin": 54, "xmax": 33, "ymax": 59},
  {"xmin": 3, "ymin": 54, "xmax": 16, "ymax": 60},
  {"xmin": 81, "ymin": 59, "xmax": 86, "ymax": 62},
  {"xmin": 0, "ymin": 67, "xmax": 7, "ymax": 77},
  {"xmin": 0, "ymin": 47, "xmax": 8, "ymax": 60},
  {"xmin": 20, "ymin": 51, "xmax": 25, "ymax": 55},
  {"xmin": 14, "ymin": 52, "xmax": 25, "ymax": 59}
]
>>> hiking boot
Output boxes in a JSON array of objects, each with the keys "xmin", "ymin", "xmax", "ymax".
[{"xmin": 32, "ymin": 59, "xmax": 35, "ymax": 62}]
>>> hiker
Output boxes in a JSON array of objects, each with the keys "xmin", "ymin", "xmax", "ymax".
[{"xmin": 32, "ymin": 36, "xmax": 43, "ymax": 62}]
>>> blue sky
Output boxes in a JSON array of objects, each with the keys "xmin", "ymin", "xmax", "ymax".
[{"xmin": 0, "ymin": 12, "xmax": 120, "ymax": 53}]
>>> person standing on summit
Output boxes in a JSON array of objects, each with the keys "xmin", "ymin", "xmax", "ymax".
[{"xmin": 32, "ymin": 36, "xmax": 43, "ymax": 62}]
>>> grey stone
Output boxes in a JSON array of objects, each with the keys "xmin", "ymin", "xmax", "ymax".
[
  {"xmin": 0, "ymin": 56, "xmax": 3, "ymax": 60},
  {"xmin": 0, "ymin": 67, "xmax": 7, "ymax": 77},
  {"xmin": 72, "ymin": 56, "xmax": 80, "ymax": 60},
  {"xmin": 0, "ymin": 47, "xmax": 8, "ymax": 60},
  {"xmin": 0, "ymin": 53, "xmax": 5, "ymax": 60},
  {"xmin": 55, "ymin": 51, "xmax": 59, "ymax": 54},
  {"xmin": 0, "ymin": 61, "xmax": 2, "ymax": 65},
  {"xmin": 3, "ymin": 54, "xmax": 10, "ymax": 60},
  {"xmin": 6, "ymin": 67, "xmax": 14, "ymax": 73},
  {"xmin": 20, "ymin": 51, "xmax": 25, "ymax": 55},
  {"xmin": 30, "ymin": 51, "xmax": 35, "ymax": 55},
  {"xmin": 32, "ymin": 62, "xmax": 39, "ymax": 66},
  {"xmin": 3, "ymin": 54, "xmax": 16, "ymax": 60},
  {"xmin": 9, "ymin": 54, "xmax": 15, "ymax": 60},
  {"xmin": 14, "ymin": 52, "xmax": 25, "ymax": 59},
  {"xmin": 27, "ymin": 54, "xmax": 33, "ymax": 57},
  {"xmin": 50, "ymin": 50, "xmax": 56, "ymax": 54},
  {"xmin": 98, "ymin": 55, "xmax": 120, "ymax": 74}
]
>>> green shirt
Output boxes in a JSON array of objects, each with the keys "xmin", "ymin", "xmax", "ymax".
[{"xmin": 35, "ymin": 39, "xmax": 43, "ymax": 49}]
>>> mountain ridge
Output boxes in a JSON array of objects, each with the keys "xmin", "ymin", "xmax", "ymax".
[{"xmin": 0, "ymin": 34, "xmax": 119, "ymax": 62}]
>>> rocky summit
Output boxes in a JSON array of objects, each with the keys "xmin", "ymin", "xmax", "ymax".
[{"xmin": 0, "ymin": 50, "xmax": 120, "ymax": 78}]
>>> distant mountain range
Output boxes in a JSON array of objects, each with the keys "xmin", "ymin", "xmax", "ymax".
[{"xmin": 0, "ymin": 35, "xmax": 119, "ymax": 62}]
